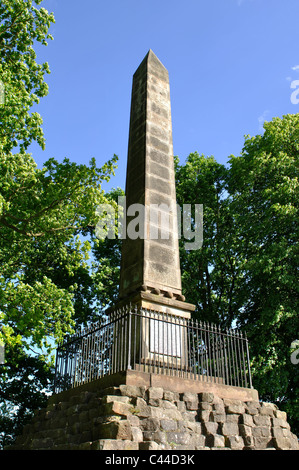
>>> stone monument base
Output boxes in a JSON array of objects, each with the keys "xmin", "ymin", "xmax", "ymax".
[{"xmin": 6, "ymin": 371, "xmax": 298, "ymax": 451}]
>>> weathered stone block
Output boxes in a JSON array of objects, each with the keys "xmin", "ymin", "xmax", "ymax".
[
  {"xmin": 57, "ymin": 401, "xmax": 69, "ymax": 412},
  {"xmin": 88, "ymin": 408, "xmax": 100, "ymax": 420},
  {"xmin": 143, "ymin": 430, "xmax": 167, "ymax": 445},
  {"xmin": 149, "ymin": 406, "xmax": 167, "ymax": 420},
  {"xmin": 131, "ymin": 427, "xmax": 143, "ymax": 442},
  {"xmin": 198, "ymin": 410, "xmax": 211, "ymax": 421},
  {"xmin": 163, "ymin": 391, "xmax": 179, "ymax": 402},
  {"xmin": 166, "ymin": 432, "xmax": 191, "ymax": 446},
  {"xmin": 160, "ymin": 419, "xmax": 177, "ymax": 432},
  {"xmin": 252, "ymin": 426, "xmax": 271, "ymax": 438},
  {"xmin": 132, "ymin": 397, "xmax": 150, "ymax": 417},
  {"xmin": 272, "ymin": 417, "xmax": 290, "ymax": 429},
  {"xmin": 272, "ymin": 437, "xmax": 292, "ymax": 450},
  {"xmin": 220, "ymin": 422, "xmax": 239, "ymax": 437},
  {"xmin": 31, "ymin": 438, "xmax": 54, "ymax": 449},
  {"xmin": 193, "ymin": 435, "xmax": 206, "ymax": 449},
  {"xmin": 141, "ymin": 417, "xmax": 160, "ymax": 432},
  {"xmin": 226, "ymin": 414, "xmax": 240, "ymax": 424},
  {"xmin": 202, "ymin": 422, "xmax": 219, "ymax": 435},
  {"xmin": 198, "ymin": 402, "xmax": 213, "ymax": 411},
  {"xmin": 176, "ymin": 401, "xmax": 186, "ymax": 412},
  {"xmin": 245, "ymin": 401, "xmax": 260, "ymax": 415},
  {"xmin": 181, "ymin": 410, "xmax": 197, "ymax": 422},
  {"xmin": 198, "ymin": 392, "xmax": 214, "ymax": 403},
  {"xmin": 225, "ymin": 435, "xmax": 244, "ymax": 450},
  {"xmin": 182, "ymin": 392, "xmax": 198, "ymax": 402},
  {"xmin": 127, "ymin": 414, "xmax": 140, "ymax": 427},
  {"xmin": 91, "ymin": 439, "xmax": 139, "ymax": 450},
  {"xmin": 260, "ymin": 402, "xmax": 276, "ymax": 416},
  {"xmin": 102, "ymin": 395, "xmax": 131, "ymax": 405},
  {"xmin": 274, "ymin": 410, "xmax": 287, "ymax": 420},
  {"xmin": 119, "ymin": 384, "xmax": 146, "ymax": 398},
  {"xmin": 139, "ymin": 441, "xmax": 160, "ymax": 450},
  {"xmin": 148, "ymin": 398, "xmax": 162, "ymax": 407},
  {"xmin": 239, "ymin": 424, "xmax": 252, "ymax": 438},
  {"xmin": 161, "ymin": 400, "xmax": 177, "ymax": 410},
  {"xmin": 224, "ymin": 399, "xmax": 245, "ymax": 415},
  {"xmin": 213, "ymin": 403, "xmax": 225, "ymax": 414},
  {"xmin": 185, "ymin": 400, "xmax": 198, "ymax": 411},
  {"xmin": 253, "ymin": 437, "xmax": 272, "ymax": 450},
  {"xmin": 206, "ymin": 434, "xmax": 225, "ymax": 448},
  {"xmin": 253, "ymin": 415, "xmax": 271, "ymax": 427},
  {"xmin": 80, "ymin": 391, "xmax": 94, "ymax": 404},
  {"xmin": 271, "ymin": 427, "xmax": 285, "ymax": 439},
  {"xmin": 210, "ymin": 412, "xmax": 226, "ymax": 423},
  {"xmin": 240, "ymin": 414, "xmax": 254, "ymax": 427},
  {"xmin": 148, "ymin": 387, "xmax": 164, "ymax": 400},
  {"xmin": 98, "ymin": 420, "xmax": 132, "ymax": 440},
  {"xmin": 185, "ymin": 421, "xmax": 202, "ymax": 434},
  {"xmin": 243, "ymin": 435, "xmax": 255, "ymax": 447},
  {"xmin": 98, "ymin": 386, "xmax": 121, "ymax": 397},
  {"xmin": 101, "ymin": 401, "xmax": 133, "ymax": 417}
]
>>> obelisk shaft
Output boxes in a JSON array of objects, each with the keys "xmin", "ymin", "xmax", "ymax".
[{"xmin": 119, "ymin": 50, "xmax": 182, "ymax": 301}]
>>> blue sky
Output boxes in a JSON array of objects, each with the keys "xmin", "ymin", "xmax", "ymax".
[{"xmin": 30, "ymin": 0, "xmax": 299, "ymax": 192}]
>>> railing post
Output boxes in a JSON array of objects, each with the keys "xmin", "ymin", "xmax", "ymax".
[
  {"xmin": 245, "ymin": 332, "xmax": 253, "ymax": 388},
  {"xmin": 54, "ymin": 344, "xmax": 59, "ymax": 394},
  {"xmin": 127, "ymin": 308, "xmax": 132, "ymax": 370}
]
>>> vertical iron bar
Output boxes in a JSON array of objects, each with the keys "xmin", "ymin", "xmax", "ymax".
[
  {"xmin": 245, "ymin": 333, "xmax": 252, "ymax": 388},
  {"xmin": 140, "ymin": 309, "xmax": 143, "ymax": 372},
  {"xmin": 233, "ymin": 330, "xmax": 239, "ymax": 387},
  {"xmin": 237, "ymin": 330, "xmax": 243, "ymax": 387},
  {"xmin": 167, "ymin": 313, "xmax": 170, "ymax": 375},
  {"xmin": 240, "ymin": 331, "xmax": 247, "ymax": 388},
  {"xmin": 199, "ymin": 322, "xmax": 203, "ymax": 381},
  {"xmin": 204, "ymin": 323, "xmax": 209, "ymax": 382},
  {"xmin": 195, "ymin": 319, "xmax": 199, "ymax": 380},
  {"xmin": 227, "ymin": 329, "xmax": 232, "ymax": 386},
  {"xmin": 230, "ymin": 329, "xmax": 236, "ymax": 386},
  {"xmin": 211, "ymin": 324, "xmax": 216, "ymax": 382}
]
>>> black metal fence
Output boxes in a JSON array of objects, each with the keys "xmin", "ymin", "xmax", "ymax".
[{"xmin": 54, "ymin": 306, "xmax": 252, "ymax": 394}]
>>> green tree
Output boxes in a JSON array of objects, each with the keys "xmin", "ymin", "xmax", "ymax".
[
  {"xmin": 0, "ymin": 0, "xmax": 118, "ymax": 446},
  {"xmin": 91, "ymin": 187, "xmax": 124, "ymax": 310},
  {"xmin": 228, "ymin": 114, "xmax": 299, "ymax": 433},
  {"xmin": 175, "ymin": 152, "xmax": 239, "ymax": 327},
  {"xmin": 0, "ymin": 0, "xmax": 54, "ymax": 153},
  {"xmin": 0, "ymin": 346, "xmax": 53, "ymax": 448}
]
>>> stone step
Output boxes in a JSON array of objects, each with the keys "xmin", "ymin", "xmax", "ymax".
[{"xmin": 5, "ymin": 386, "xmax": 299, "ymax": 451}]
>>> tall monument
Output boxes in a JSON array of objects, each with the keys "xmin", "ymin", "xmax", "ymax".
[{"xmin": 118, "ymin": 50, "xmax": 195, "ymax": 319}]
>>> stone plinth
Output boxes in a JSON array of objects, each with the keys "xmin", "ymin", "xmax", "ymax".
[{"xmin": 6, "ymin": 376, "xmax": 298, "ymax": 451}]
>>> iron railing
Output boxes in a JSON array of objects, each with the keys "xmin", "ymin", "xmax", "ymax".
[{"xmin": 54, "ymin": 306, "xmax": 252, "ymax": 394}]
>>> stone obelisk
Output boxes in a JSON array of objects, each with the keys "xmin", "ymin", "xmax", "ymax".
[{"xmin": 118, "ymin": 50, "xmax": 195, "ymax": 318}]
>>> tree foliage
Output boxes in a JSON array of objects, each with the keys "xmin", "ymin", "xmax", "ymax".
[
  {"xmin": 175, "ymin": 153, "xmax": 239, "ymax": 327},
  {"xmin": 0, "ymin": 0, "xmax": 54, "ymax": 153},
  {"xmin": 0, "ymin": 0, "xmax": 118, "ymax": 447},
  {"xmin": 228, "ymin": 115, "xmax": 299, "ymax": 430}
]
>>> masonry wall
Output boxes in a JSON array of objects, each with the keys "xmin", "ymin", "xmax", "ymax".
[{"xmin": 6, "ymin": 384, "xmax": 298, "ymax": 451}]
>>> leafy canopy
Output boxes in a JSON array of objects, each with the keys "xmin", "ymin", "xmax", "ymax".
[{"xmin": 0, "ymin": 0, "xmax": 54, "ymax": 153}]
